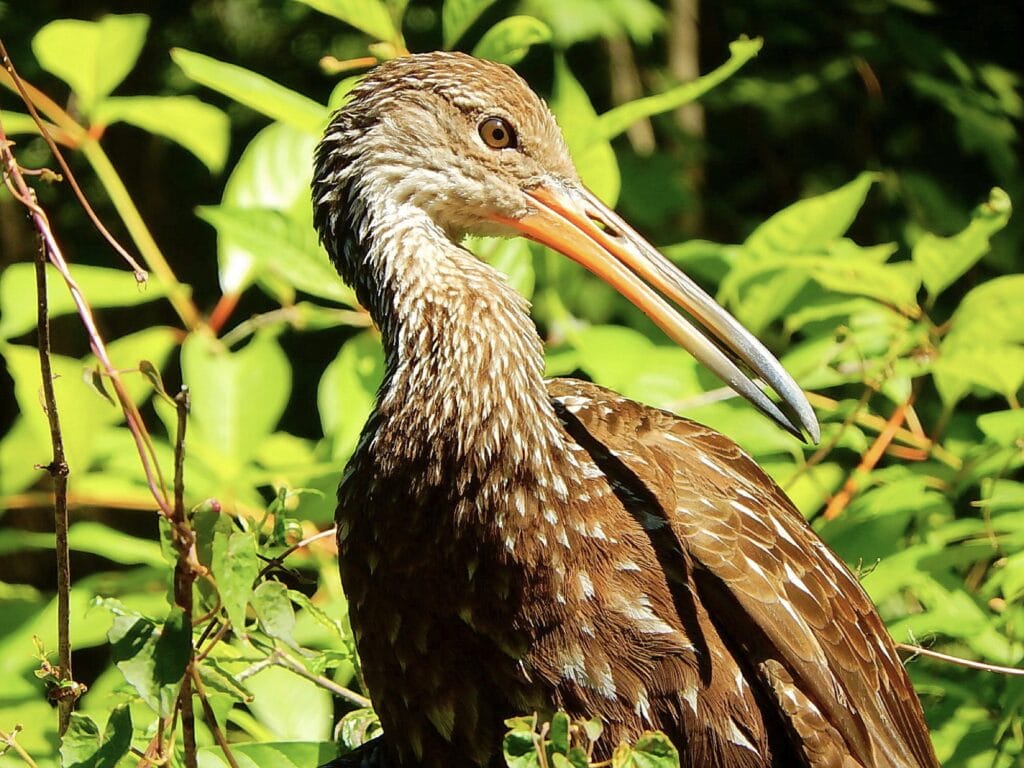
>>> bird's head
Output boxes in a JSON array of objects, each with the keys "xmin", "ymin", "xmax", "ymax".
[{"xmin": 312, "ymin": 51, "xmax": 819, "ymax": 442}]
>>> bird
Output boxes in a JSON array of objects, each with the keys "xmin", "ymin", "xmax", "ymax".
[{"xmin": 311, "ymin": 51, "xmax": 939, "ymax": 768}]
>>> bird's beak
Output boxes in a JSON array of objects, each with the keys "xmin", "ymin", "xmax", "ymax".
[{"xmin": 487, "ymin": 180, "xmax": 819, "ymax": 442}]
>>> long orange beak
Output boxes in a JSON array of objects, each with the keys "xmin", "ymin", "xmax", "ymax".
[{"xmin": 489, "ymin": 180, "xmax": 819, "ymax": 442}]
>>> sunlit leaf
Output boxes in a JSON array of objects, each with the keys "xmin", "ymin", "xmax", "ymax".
[
  {"xmin": 93, "ymin": 96, "xmax": 230, "ymax": 173},
  {"xmin": 745, "ymin": 172, "xmax": 879, "ymax": 259},
  {"xmin": 212, "ymin": 530, "xmax": 259, "ymax": 634},
  {"xmin": 977, "ymin": 409, "xmax": 1024, "ymax": 446},
  {"xmin": 210, "ymin": 122, "xmax": 319, "ymax": 295},
  {"xmin": 472, "ymin": 16, "xmax": 551, "ymax": 65},
  {"xmin": 443, "ymin": 0, "xmax": 496, "ymax": 48},
  {"xmin": 180, "ymin": 331, "xmax": 292, "ymax": 464},
  {"xmin": 912, "ymin": 187, "xmax": 1011, "ymax": 298},
  {"xmin": 465, "ymin": 235, "xmax": 536, "ymax": 299},
  {"xmin": 32, "ymin": 14, "xmax": 150, "ymax": 115},
  {"xmin": 612, "ymin": 731, "xmax": 679, "ymax": 768},
  {"xmin": 318, "ymin": 331, "xmax": 385, "ymax": 461},
  {"xmin": 295, "ymin": 0, "xmax": 398, "ymax": 42},
  {"xmin": 597, "ymin": 37, "xmax": 762, "ymax": 141},
  {"xmin": 197, "ymin": 741, "xmax": 339, "ymax": 767},
  {"xmin": 550, "ymin": 55, "xmax": 619, "ymax": 205},
  {"xmin": 253, "ymin": 581, "xmax": 298, "ymax": 648},
  {"xmin": 0, "ymin": 263, "xmax": 170, "ymax": 340},
  {"xmin": 171, "ymin": 48, "xmax": 328, "ymax": 135},
  {"xmin": 197, "ymin": 205, "xmax": 355, "ymax": 305},
  {"xmin": 245, "ymin": 664, "xmax": 333, "ymax": 740}
]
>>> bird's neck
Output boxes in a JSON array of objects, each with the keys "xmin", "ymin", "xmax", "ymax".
[{"xmin": 354, "ymin": 202, "xmax": 571, "ymax": 504}]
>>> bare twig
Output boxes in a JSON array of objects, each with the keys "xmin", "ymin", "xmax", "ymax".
[
  {"xmin": 273, "ymin": 650, "xmax": 371, "ymax": 709},
  {"xmin": 172, "ymin": 389, "xmax": 198, "ymax": 768},
  {"xmin": 257, "ymin": 526, "xmax": 337, "ymax": 580},
  {"xmin": 824, "ymin": 390, "xmax": 917, "ymax": 520},
  {"xmin": 0, "ymin": 115, "xmax": 173, "ymax": 518},
  {"xmin": 897, "ymin": 643, "xmax": 1024, "ymax": 676},
  {"xmin": 0, "ymin": 726, "xmax": 41, "ymax": 768},
  {"xmin": 192, "ymin": 668, "xmax": 241, "ymax": 768},
  {"xmin": 25, "ymin": 180, "xmax": 73, "ymax": 734}
]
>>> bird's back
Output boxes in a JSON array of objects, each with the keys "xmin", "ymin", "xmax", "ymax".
[{"xmin": 547, "ymin": 377, "xmax": 939, "ymax": 768}]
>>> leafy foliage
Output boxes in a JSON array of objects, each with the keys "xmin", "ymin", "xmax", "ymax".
[{"xmin": 0, "ymin": 2, "xmax": 1021, "ymax": 767}]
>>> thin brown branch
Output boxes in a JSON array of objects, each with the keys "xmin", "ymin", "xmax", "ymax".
[
  {"xmin": 172, "ymin": 389, "xmax": 198, "ymax": 768},
  {"xmin": 273, "ymin": 650, "xmax": 371, "ymax": 709},
  {"xmin": 0, "ymin": 38, "xmax": 148, "ymax": 282},
  {"xmin": 192, "ymin": 667, "xmax": 241, "ymax": 768},
  {"xmin": 824, "ymin": 391, "xmax": 916, "ymax": 520},
  {"xmin": 0, "ymin": 114, "xmax": 173, "ymax": 518},
  {"xmin": 897, "ymin": 643, "xmax": 1024, "ymax": 676},
  {"xmin": 257, "ymin": 526, "xmax": 337, "ymax": 580},
  {"xmin": 32, "ymin": 194, "xmax": 73, "ymax": 735}
]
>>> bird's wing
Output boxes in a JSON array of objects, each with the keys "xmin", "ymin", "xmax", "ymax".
[{"xmin": 548, "ymin": 378, "xmax": 938, "ymax": 768}]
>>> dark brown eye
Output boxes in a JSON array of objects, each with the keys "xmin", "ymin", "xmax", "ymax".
[{"xmin": 479, "ymin": 117, "xmax": 517, "ymax": 149}]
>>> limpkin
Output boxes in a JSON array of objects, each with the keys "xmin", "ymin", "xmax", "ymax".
[{"xmin": 311, "ymin": 52, "xmax": 938, "ymax": 768}]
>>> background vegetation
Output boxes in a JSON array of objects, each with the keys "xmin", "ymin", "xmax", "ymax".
[{"xmin": 0, "ymin": 1, "xmax": 1021, "ymax": 766}]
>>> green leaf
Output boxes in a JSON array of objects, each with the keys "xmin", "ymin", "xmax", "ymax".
[
  {"xmin": 93, "ymin": 96, "xmax": 230, "ymax": 173},
  {"xmin": 318, "ymin": 331, "xmax": 385, "ymax": 461},
  {"xmin": 618, "ymin": 732, "xmax": 680, "ymax": 768},
  {"xmin": 245, "ymin": 664, "xmax": 333, "ymax": 740},
  {"xmin": 108, "ymin": 607, "xmax": 190, "ymax": 717},
  {"xmin": 212, "ymin": 530, "xmax": 259, "ymax": 633},
  {"xmin": 67, "ymin": 521, "xmax": 165, "ymax": 567},
  {"xmin": 212, "ymin": 122, "xmax": 319, "ymax": 295},
  {"xmin": 443, "ymin": 0, "xmax": 497, "ymax": 48},
  {"xmin": 295, "ymin": 0, "xmax": 398, "ymax": 42},
  {"xmin": 596, "ymin": 37, "xmax": 761, "ymax": 141},
  {"xmin": 548, "ymin": 711, "xmax": 570, "ymax": 754},
  {"xmin": 978, "ymin": 410, "xmax": 1024, "ymax": 446},
  {"xmin": 31, "ymin": 14, "xmax": 150, "ymax": 115},
  {"xmin": 932, "ymin": 345, "xmax": 1024, "ymax": 405},
  {"xmin": 60, "ymin": 705, "xmax": 133, "ymax": 768},
  {"xmin": 550, "ymin": 55, "xmax": 619, "ymax": 205},
  {"xmin": 1, "ymin": 343, "xmax": 115, "ymax": 475},
  {"xmin": 944, "ymin": 274, "xmax": 1024, "ymax": 349},
  {"xmin": 912, "ymin": 187, "xmax": 1012, "ymax": 298},
  {"xmin": 804, "ymin": 257, "xmax": 921, "ymax": 313},
  {"xmin": 465, "ymin": 236, "xmax": 536, "ymax": 299},
  {"xmin": 744, "ymin": 172, "xmax": 879, "ymax": 259},
  {"xmin": 253, "ymin": 581, "xmax": 298, "ymax": 647},
  {"xmin": 472, "ymin": 16, "xmax": 551, "ymax": 65},
  {"xmin": 0, "ymin": 263, "xmax": 170, "ymax": 339},
  {"xmin": 338, "ymin": 707, "xmax": 383, "ymax": 750},
  {"xmin": 197, "ymin": 205, "xmax": 355, "ymax": 305},
  {"xmin": 171, "ymin": 48, "xmax": 328, "ymax": 135},
  {"xmin": 197, "ymin": 741, "xmax": 340, "ymax": 767},
  {"xmin": 181, "ymin": 331, "xmax": 292, "ymax": 464}
]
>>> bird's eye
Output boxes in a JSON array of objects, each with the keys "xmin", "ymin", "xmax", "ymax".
[{"xmin": 479, "ymin": 117, "xmax": 517, "ymax": 149}]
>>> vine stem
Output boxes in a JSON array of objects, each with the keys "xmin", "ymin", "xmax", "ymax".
[
  {"xmin": 173, "ymin": 389, "xmax": 198, "ymax": 768},
  {"xmin": 1, "ymin": 114, "xmax": 73, "ymax": 734}
]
